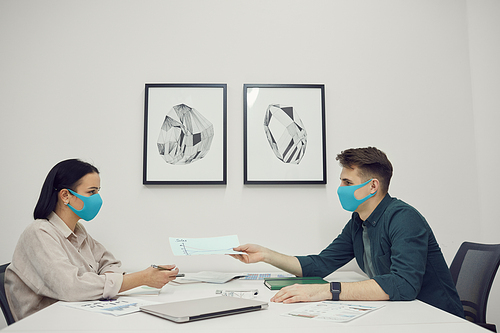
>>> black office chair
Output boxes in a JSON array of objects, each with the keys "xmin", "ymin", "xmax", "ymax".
[
  {"xmin": 0, "ymin": 263, "xmax": 15, "ymax": 325},
  {"xmin": 449, "ymin": 242, "xmax": 500, "ymax": 332}
]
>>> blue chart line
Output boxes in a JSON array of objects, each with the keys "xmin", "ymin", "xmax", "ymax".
[{"xmin": 179, "ymin": 243, "xmax": 234, "ymax": 255}]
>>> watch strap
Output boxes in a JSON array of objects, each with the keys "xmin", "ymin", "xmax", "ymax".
[{"xmin": 330, "ymin": 282, "xmax": 341, "ymax": 301}]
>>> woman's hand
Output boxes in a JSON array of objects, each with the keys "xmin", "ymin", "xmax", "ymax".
[
  {"xmin": 144, "ymin": 265, "xmax": 179, "ymax": 289},
  {"xmin": 120, "ymin": 264, "xmax": 180, "ymax": 293}
]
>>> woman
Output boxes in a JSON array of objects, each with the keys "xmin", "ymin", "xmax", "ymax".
[{"xmin": 4, "ymin": 159, "xmax": 179, "ymax": 321}]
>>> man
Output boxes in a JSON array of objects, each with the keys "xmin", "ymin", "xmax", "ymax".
[{"xmin": 232, "ymin": 147, "xmax": 464, "ymax": 318}]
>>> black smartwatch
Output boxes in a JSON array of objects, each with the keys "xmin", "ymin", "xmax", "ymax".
[{"xmin": 330, "ymin": 282, "xmax": 341, "ymax": 301}]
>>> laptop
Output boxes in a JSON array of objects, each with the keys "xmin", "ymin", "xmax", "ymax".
[{"xmin": 140, "ymin": 296, "xmax": 269, "ymax": 323}]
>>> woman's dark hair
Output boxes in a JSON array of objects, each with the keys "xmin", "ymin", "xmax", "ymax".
[{"xmin": 33, "ymin": 159, "xmax": 99, "ymax": 220}]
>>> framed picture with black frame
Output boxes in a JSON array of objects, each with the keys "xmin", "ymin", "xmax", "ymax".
[
  {"xmin": 143, "ymin": 83, "xmax": 227, "ymax": 185},
  {"xmin": 244, "ymin": 84, "xmax": 326, "ymax": 184}
]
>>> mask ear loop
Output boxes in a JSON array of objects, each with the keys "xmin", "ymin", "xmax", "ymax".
[
  {"xmin": 355, "ymin": 179, "xmax": 376, "ymax": 201},
  {"xmin": 65, "ymin": 189, "xmax": 85, "ymax": 212},
  {"xmin": 55, "ymin": 187, "xmax": 73, "ymax": 206}
]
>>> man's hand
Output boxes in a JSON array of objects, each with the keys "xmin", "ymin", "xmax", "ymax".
[
  {"xmin": 271, "ymin": 283, "xmax": 332, "ymax": 304},
  {"xmin": 230, "ymin": 243, "xmax": 303, "ymax": 277},
  {"xmin": 230, "ymin": 244, "xmax": 268, "ymax": 264}
]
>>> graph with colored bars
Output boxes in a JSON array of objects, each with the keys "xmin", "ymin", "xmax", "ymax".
[{"xmin": 243, "ymin": 273, "xmax": 295, "ymax": 280}]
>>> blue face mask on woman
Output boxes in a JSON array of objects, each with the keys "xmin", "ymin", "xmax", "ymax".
[
  {"xmin": 337, "ymin": 179, "xmax": 376, "ymax": 212},
  {"xmin": 67, "ymin": 189, "xmax": 103, "ymax": 221}
]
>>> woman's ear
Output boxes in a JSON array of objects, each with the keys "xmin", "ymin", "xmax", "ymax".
[{"xmin": 58, "ymin": 189, "xmax": 70, "ymax": 205}]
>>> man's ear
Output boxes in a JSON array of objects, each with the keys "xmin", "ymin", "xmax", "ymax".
[{"xmin": 371, "ymin": 179, "xmax": 380, "ymax": 194}]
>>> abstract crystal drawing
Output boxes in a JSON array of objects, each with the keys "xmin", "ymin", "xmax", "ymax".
[
  {"xmin": 263, "ymin": 104, "xmax": 307, "ymax": 164},
  {"xmin": 157, "ymin": 103, "xmax": 214, "ymax": 165}
]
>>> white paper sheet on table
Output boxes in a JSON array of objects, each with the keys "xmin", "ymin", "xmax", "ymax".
[
  {"xmin": 169, "ymin": 235, "xmax": 243, "ymax": 256},
  {"xmin": 61, "ymin": 297, "xmax": 159, "ymax": 316},
  {"xmin": 176, "ymin": 271, "xmax": 247, "ymax": 284},
  {"xmin": 284, "ymin": 302, "xmax": 385, "ymax": 322},
  {"xmin": 117, "ymin": 286, "xmax": 161, "ymax": 296}
]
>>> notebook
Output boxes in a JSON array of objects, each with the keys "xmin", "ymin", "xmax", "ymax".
[
  {"xmin": 264, "ymin": 277, "xmax": 328, "ymax": 290},
  {"xmin": 140, "ymin": 296, "xmax": 268, "ymax": 323}
]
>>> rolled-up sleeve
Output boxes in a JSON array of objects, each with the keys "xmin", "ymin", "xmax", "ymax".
[
  {"xmin": 102, "ymin": 272, "xmax": 124, "ymax": 299},
  {"xmin": 90, "ymin": 238, "xmax": 125, "ymax": 299}
]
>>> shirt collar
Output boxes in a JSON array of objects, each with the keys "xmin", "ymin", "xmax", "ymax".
[
  {"xmin": 353, "ymin": 193, "xmax": 393, "ymax": 227},
  {"xmin": 365, "ymin": 193, "xmax": 393, "ymax": 226},
  {"xmin": 48, "ymin": 212, "xmax": 74, "ymax": 238}
]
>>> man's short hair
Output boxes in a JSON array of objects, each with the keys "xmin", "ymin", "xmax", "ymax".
[{"xmin": 336, "ymin": 147, "xmax": 393, "ymax": 193}]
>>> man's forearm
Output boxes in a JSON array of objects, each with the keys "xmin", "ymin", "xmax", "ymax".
[
  {"xmin": 263, "ymin": 250, "xmax": 303, "ymax": 277},
  {"xmin": 340, "ymin": 279, "xmax": 390, "ymax": 301}
]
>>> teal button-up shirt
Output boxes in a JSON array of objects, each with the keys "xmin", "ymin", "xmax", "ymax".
[{"xmin": 296, "ymin": 194, "xmax": 464, "ymax": 318}]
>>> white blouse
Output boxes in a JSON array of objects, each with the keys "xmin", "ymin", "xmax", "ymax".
[{"xmin": 5, "ymin": 212, "xmax": 124, "ymax": 321}]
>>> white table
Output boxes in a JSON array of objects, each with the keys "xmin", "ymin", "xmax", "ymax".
[{"xmin": 1, "ymin": 271, "xmax": 490, "ymax": 333}]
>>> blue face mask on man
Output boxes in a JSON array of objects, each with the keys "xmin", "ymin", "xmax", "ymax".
[
  {"xmin": 67, "ymin": 189, "xmax": 103, "ymax": 221},
  {"xmin": 337, "ymin": 179, "xmax": 376, "ymax": 212}
]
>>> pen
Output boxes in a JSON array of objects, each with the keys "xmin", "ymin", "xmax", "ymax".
[
  {"xmin": 151, "ymin": 264, "xmax": 170, "ymax": 270},
  {"xmin": 151, "ymin": 265, "xmax": 184, "ymax": 277}
]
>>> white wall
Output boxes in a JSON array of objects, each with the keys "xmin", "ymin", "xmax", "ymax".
[
  {"xmin": 466, "ymin": 0, "xmax": 500, "ymax": 326},
  {"xmin": 0, "ymin": 0, "xmax": 498, "ymax": 328}
]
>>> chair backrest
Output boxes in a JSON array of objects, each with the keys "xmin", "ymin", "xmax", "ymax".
[
  {"xmin": 0, "ymin": 263, "xmax": 15, "ymax": 325},
  {"xmin": 449, "ymin": 242, "xmax": 500, "ymax": 324}
]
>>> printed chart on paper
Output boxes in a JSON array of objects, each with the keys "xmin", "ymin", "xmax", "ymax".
[{"xmin": 169, "ymin": 235, "xmax": 243, "ymax": 256}]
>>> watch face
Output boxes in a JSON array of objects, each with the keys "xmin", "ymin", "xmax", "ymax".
[{"xmin": 330, "ymin": 282, "xmax": 341, "ymax": 292}]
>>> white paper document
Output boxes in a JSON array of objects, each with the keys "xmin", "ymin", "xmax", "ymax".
[
  {"xmin": 61, "ymin": 297, "xmax": 159, "ymax": 316},
  {"xmin": 178, "ymin": 271, "xmax": 247, "ymax": 284},
  {"xmin": 169, "ymin": 235, "xmax": 243, "ymax": 256},
  {"xmin": 284, "ymin": 302, "xmax": 384, "ymax": 322}
]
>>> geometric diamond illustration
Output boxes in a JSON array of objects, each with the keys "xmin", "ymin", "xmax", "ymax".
[
  {"xmin": 157, "ymin": 103, "xmax": 214, "ymax": 165},
  {"xmin": 263, "ymin": 104, "xmax": 307, "ymax": 164}
]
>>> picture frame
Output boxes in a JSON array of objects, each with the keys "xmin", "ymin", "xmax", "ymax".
[
  {"xmin": 244, "ymin": 84, "xmax": 326, "ymax": 184},
  {"xmin": 143, "ymin": 83, "xmax": 227, "ymax": 185}
]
